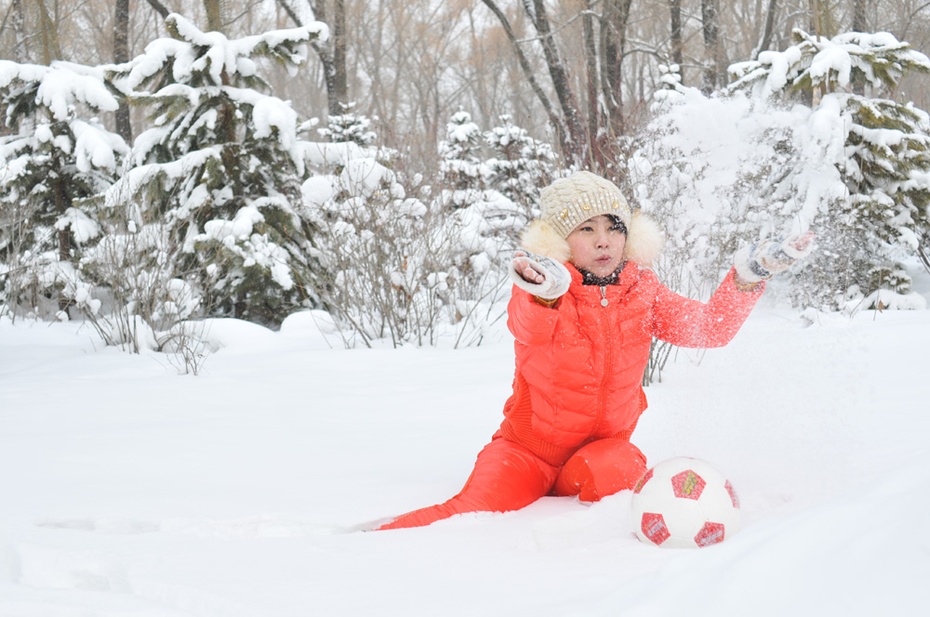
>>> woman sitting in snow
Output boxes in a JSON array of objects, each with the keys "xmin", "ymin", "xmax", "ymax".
[{"xmin": 379, "ymin": 171, "xmax": 813, "ymax": 530}]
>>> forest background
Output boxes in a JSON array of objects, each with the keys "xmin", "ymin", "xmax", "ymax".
[
  {"xmin": 7, "ymin": 1, "xmax": 930, "ymax": 164},
  {"xmin": 2, "ymin": 0, "xmax": 930, "ymax": 372}
]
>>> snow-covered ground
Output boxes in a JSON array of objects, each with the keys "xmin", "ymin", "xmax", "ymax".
[{"xmin": 2, "ymin": 272, "xmax": 929, "ymax": 616}]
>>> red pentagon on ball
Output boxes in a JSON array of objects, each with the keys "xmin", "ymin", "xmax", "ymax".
[
  {"xmin": 633, "ymin": 468, "xmax": 654, "ymax": 494},
  {"xmin": 694, "ymin": 521, "xmax": 726, "ymax": 547},
  {"xmin": 725, "ymin": 480, "xmax": 740, "ymax": 508},
  {"xmin": 671, "ymin": 469, "xmax": 706, "ymax": 500},
  {"xmin": 640, "ymin": 512, "xmax": 670, "ymax": 545}
]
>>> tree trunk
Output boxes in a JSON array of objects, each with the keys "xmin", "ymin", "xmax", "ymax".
[
  {"xmin": 700, "ymin": 0, "xmax": 720, "ymax": 94},
  {"xmin": 852, "ymin": 0, "xmax": 868, "ymax": 32},
  {"xmin": 332, "ymin": 0, "xmax": 348, "ymax": 111},
  {"xmin": 53, "ymin": 175, "xmax": 71, "ymax": 312},
  {"xmin": 523, "ymin": 0, "xmax": 585, "ymax": 165},
  {"xmin": 600, "ymin": 0, "xmax": 633, "ymax": 139},
  {"xmin": 307, "ymin": 1, "xmax": 340, "ymax": 115},
  {"xmin": 852, "ymin": 0, "xmax": 868, "ymax": 94},
  {"xmin": 754, "ymin": 0, "xmax": 778, "ymax": 60},
  {"xmin": 35, "ymin": 0, "xmax": 60, "ymax": 64},
  {"xmin": 7, "ymin": 0, "xmax": 30, "ymax": 61},
  {"xmin": 144, "ymin": 0, "xmax": 171, "ymax": 19},
  {"xmin": 277, "ymin": 1, "xmax": 347, "ymax": 117},
  {"xmin": 114, "ymin": 0, "xmax": 132, "ymax": 142},
  {"xmin": 809, "ymin": 0, "xmax": 822, "ymax": 37},
  {"xmin": 582, "ymin": 2, "xmax": 600, "ymax": 162},
  {"xmin": 478, "ymin": 0, "xmax": 571, "ymax": 161},
  {"xmin": 669, "ymin": 0, "xmax": 683, "ymax": 69},
  {"xmin": 205, "ymin": 0, "xmax": 223, "ymax": 33}
]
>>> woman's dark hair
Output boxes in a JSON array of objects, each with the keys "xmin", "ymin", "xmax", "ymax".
[{"xmin": 607, "ymin": 214, "xmax": 628, "ymax": 235}]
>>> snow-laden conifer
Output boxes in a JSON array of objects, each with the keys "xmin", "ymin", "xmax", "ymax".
[
  {"xmin": 484, "ymin": 114, "xmax": 555, "ymax": 216},
  {"xmin": 635, "ymin": 30, "xmax": 930, "ymax": 312},
  {"xmin": 439, "ymin": 109, "xmax": 486, "ymax": 199},
  {"xmin": 317, "ymin": 103, "xmax": 377, "ymax": 147},
  {"xmin": 97, "ymin": 13, "xmax": 328, "ymax": 331},
  {"xmin": 0, "ymin": 60, "xmax": 127, "ymax": 319},
  {"xmin": 429, "ymin": 113, "xmax": 550, "ymax": 346},
  {"xmin": 728, "ymin": 29, "xmax": 930, "ymax": 310}
]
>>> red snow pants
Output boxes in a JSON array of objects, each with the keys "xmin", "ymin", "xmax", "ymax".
[{"xmin": 377, "ymin": 432, "xmax": 646, "ymax": 530}]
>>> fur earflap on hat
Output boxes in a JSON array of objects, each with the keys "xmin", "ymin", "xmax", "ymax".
[{"xmin": 520, "ymin": 171, "xmax": 665, "ymax": 266}]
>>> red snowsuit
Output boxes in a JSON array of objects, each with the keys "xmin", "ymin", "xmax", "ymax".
[{"xmin": 379, "ymin": 262, "xmax": 763, "ymax": 530}]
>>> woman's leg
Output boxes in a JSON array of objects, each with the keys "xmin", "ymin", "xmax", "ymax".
[
  {"xmin": 378, "ymin": 433, "xmax": 558, "ymax": 530},
  {"xmin": 551, "ymin": 439, "xmax": 647, "ymax": 502}
]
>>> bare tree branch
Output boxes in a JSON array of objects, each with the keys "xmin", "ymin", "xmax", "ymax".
[
  {"xmin": 753, "ymin": 0, "xmax": 778, "ymax": 60},
  {"xmin": 144, "ymin": 0, "xmax": 171, "ymax": 19},
  {"xmin": 478, "ymin": 0, "xmax": 573, "ymax": 163},
  {"xmin": 277, "ymin": 0, "xmax": 346, "ymax": 116},
  {"xmin": 524, "ymin": 0, "xmax": 585, "ymax": 163},
  {"xmin": 276, "ymin": 0, "xmax": 302, "ymax": 27}
]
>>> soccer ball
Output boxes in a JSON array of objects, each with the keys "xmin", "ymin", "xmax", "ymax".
[{"xmin": 630, "ymin": 457, "xmax": 740, "ymax": 549}]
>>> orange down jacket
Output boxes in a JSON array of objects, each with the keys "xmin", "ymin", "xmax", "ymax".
[{"xmin": 499, "ymin": 262, "xmax": 764, "ymax": 467}]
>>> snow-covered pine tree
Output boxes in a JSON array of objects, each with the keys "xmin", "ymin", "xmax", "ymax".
[
  {"xmin": 0, "ymin": 60, "xmax": 127, "ymax": 319},
  {"xmin": 438, "ymin": 109, "xmax": 486, "ymax": 208},
  {"xmin": 654, "ymin": 63, "xmax": 684, "ymax": 101},
  {"xmin": 484, "ymin": 114, "xmax": 555, "ymax": 217},
  {"xmin": 437, "ymin": 111, "xmax": 536, "ymax": 296},
  {"xmin": 99, "ymin": 13, "xmax": 328, "ymax": 328},
  {"xmin": 317, "ymin": 102, "xmax": 377, "ymax": 146},
  {"xmin": 727, "ymin": 29, "xmax": 930, "ymax": 310}
]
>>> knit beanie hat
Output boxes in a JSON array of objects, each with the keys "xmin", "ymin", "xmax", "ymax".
[{"xmin": 520, "ymin": 171, "xmax": 664, "ymax": 266}]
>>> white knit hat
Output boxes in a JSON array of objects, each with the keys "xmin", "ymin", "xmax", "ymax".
[
  {"xmin": 540, "ymin": 171, "xmax": 632, "ymax": 238},
  {"xmin": 521, "ymin": 171, "xmax": 664, "ymax": 266}
]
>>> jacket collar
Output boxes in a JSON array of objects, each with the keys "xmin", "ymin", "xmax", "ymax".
[{"xmin": 568, "ymin": 261, "xmax": 640, "ymax": 298}]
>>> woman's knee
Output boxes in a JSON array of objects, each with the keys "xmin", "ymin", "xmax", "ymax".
[
  {"xmin": 458, "ymin": 436, "xmax": 559, "ymax": 510},
  {"xmin": 552, "ymin": 439, "xmax": 647, "ymax": 502}
]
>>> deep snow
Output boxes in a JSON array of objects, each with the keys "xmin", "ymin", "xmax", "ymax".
[{"xmin": 2, "ymin": 273, "xmax": 930, "ymax": 616}]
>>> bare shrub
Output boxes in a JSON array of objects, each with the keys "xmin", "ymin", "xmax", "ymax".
[{"xmin": 304, "ymin": 160, "xmax": 521, "ymax": 348}]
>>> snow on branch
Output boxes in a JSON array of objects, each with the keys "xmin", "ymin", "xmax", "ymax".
[
  {"xmin": 160, "ymin": 13, "xmax": 327, "ymax": 85},
  {"xmin": 728, "ymin": 29, "xmax": 930, "ymax": 100},
  {"xmin": 0, "ymin": 60, "xmax": 119, "ymax": 121}
]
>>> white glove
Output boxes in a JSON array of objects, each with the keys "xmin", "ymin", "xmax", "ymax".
[
  {"xmin": 509, "ymin": 250, "xmax": 571, "ymax": 300},
  {"xmin": 734, "ymin": 231, "xmax": 816, "ymax": 284}
]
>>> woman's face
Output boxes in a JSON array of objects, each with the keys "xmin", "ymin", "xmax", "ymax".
[{"xmin": 566, "ymin": 214, "xmax": 627, "ymax": 278}]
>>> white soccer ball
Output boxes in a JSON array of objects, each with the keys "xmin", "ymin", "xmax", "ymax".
[{"xmin": 630, "ymin": 457, "xmax": 741, "ymax": 549}]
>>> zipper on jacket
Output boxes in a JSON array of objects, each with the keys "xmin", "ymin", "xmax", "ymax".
[{"xmin": 594, "ymin": 290, "xmax": 612, "ymax": 434}]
